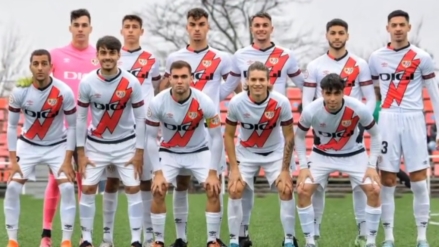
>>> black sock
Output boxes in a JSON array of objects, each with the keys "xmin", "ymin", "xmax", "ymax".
[{"xmin": 41, "ymin": 229, "xmax": 51, "ymax": 238}]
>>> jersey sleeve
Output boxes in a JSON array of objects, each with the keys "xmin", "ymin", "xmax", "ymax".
[
  {"xmin": 229, "ymin": 53, "xmax": 241, "ymax": 76},
  {"xmin": 225, "ymin": 98, "xmax": 238, "ymax": 125},
  {"xmin": 8, "ymin": 88, "xmax": 23, "ymax": 111},
  {"xmin": 202, "ymin": 95, "xmax": 221, "ymax": 129},
  {"xmin": 286, "ymin": 50, "xmax": 301, "ymax": 77},
  {"xmin": 145, "ymin": 98, "xmax": 160, "ymax": 126},
  {"xmin": 220, "ymin": 52, "xmax": 232, "ymax": 77},
  {"xmin": 280, "ymin": 97, "xmax": 293, "ymax": 126},
  {"xmin": 62, "ymin": 87, "xmax": 77, "ymax": 114},
  {"xmin": 164, "ymin": 53, "xmax": 175, "ymax": 77},
  {"xmin": 130, "ymin": 78, "xmax": 144, "ymax": 106},
  {"xmin": 297, "ymin": 105, "xmax": 313, "ymax": 131},
  {"xmin": 368, "ymin": 53, "xmax": 379, "ymax": 86},
  {"xmin": 77, "ymin": 79, "xmax": 91, "ymax": 106},
  {"xmin": 302, "ymin": 61, "xmax": 318, "ymax": 107},
  {"xmin": 151, "ymin": 57, "xmax": 162, "ymax": 81},
  {"xmin": 420, "ymin": 53, "xmax": 436, "ymax": 80},
  {"xmin": 357, "ymin": 102, "xmax": 375, "ymax": 129},
  {"xmin": 358, "ymin": 59, "xmax": 373, "ymax": 86}
]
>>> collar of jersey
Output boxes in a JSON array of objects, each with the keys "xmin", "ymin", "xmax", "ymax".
[
  {"xmin": 186, "ymin": 45, "xmax": 209, "ymax": 53},
  {"xmin": 251, "ymin": 42, "xmax": 275, "ymax": 52},
  {"xmin": 170, "ymin": 88, "xmax": 192, "ymax": 104},
  {"xmin": 386, "ymin": 42, "xmax": 410, "ymax": 52},
  {"xmin": 96, "ymin": 69, "xmax": 122, "ymax": 82},
  {"xmin": 122, "ymin": 46, "xmax": 142, "ymax": 53},
  {"xmin": 247, "ymin": 90, "xmax": 270, "ymax": 105},
  {"xmin": 326, "ymin": 50, "xmax": 348, "ymax": 61},
  {"xmin": 33, "ymin": 77, "xmax": 53, "ymax": 91},
  {"xmin": 323, "ymin": 98, "xmax": 345, "ymax": 115}
]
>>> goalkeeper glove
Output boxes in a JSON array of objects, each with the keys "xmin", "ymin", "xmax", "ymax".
[{"xmin": 16, "ymin": 77, "xmax": 33, "ymax": 87}]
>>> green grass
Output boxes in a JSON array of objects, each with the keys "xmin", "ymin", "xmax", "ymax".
[{"xmin": 0, "ymin": 194, "xmax": 438, "ymax": 246}]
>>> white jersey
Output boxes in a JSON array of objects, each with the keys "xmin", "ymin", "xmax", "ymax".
[
  {"xmin": 226, "ymin": 91, "xmax": 293, "ymax": 163},
  {"xmin": 369, "ymin": 44, "xmax": 435, "ymax": 111},
  {"xmin": 146, "ymin": 88, "xmax": 219, "ymax": 153},
  {"xmin": 119, "ymin": 48, "xmax": 161, "ymax": 104},
  {"xmin": 77, "ymin": 69, "xmax": 143, "ymax": 141},
  {"xmin": 230, "ymin": 43, "xmax": 302, "ymax": 95},
  {"xmin": 298, "ymin": 96, "xmax": 375, "ymax": 156},
  {"xmin": 165, "ymin": 46, "xmax": 231, "ymax": 108},
  {"xmin": 304, "ymin": 52, "xmax": 372, "ymax": 100},
  {"xmin": 8, "ymin": 78, "xmax": 76, "ymax": 145}
]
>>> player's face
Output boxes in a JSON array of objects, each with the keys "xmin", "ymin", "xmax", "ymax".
[
  {"xmin": 97, "ymin": 47, "xmax": 120, "ymax": 71},
  {"xmin": 186, "ymin": 17, "xmax": 209, "ymax": 42},
  {"xmin": 121, "ymin": 20, "xmax": 144, "ymax": 44},
  {"xmin": 322, "ymin": 89, "xmax": 343, "ymax": 112},
  {"xmin": 69, "ymin": 16, "xmax": 92, "ymax": 43},
  {"xmin": 29, "ymin": 55, "xmax": 52, "ymax": 82},
  {"xmin": 170, "ymin": 67, "xmax": 193, "ymax": 95},
  {"xmin": 251, "ymin": 17, "xmax": 273, "ymax": 43},
  {"xmin": 386, "ymin": 17, "xmax": 411, "ymax": 43},
  {"xmin": 326, "ymin": 25, "xmax": 349, "ymax": 50},
  {"xmin": 247, "ymin": 70, "xmax": 269, "ymax": 97}
]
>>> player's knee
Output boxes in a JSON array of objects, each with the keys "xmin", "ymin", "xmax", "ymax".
[
  {"xmin": 296, "ymin": 184, "xmax": 313, "ymax": 203},
  {"xmin": 361, "ymin": 185, "xmax": 380, "ymax": 205},
  {"xmin": 206, "ymin": 189, "xmax": 220, "ymax": 203},
  {"xmin": 140, "ymin": 180, "xmax": 151, "ymax": 191},
  {"xmin": 228, "ymin": 183, "xmax": 245, "ymax": 199},
  {"xmin": 409, "ymin": 168, "xmax": 428, "ymax": 181},
  {"xmin": 277, "ymin": 186, "xmax": 293, "ymax": 200},
  {"xmin": 175, "ymin": 175, "xmax": 191, "ymax": 190},
  {"xmin": 105, "ymin": 177, "xmax": 120, "ymax": 193},
  {"xmin": 152, "ymin": 190, "xmax": 166, "ymax": 202},
  {"xmin": 82, "ymin": 185, "xmax": 98, "ymax": 195},
  {"xmin": 380, "ymin": 171, "xmax": 397, "ymax": 186},
  {"xmin": 124, "ymin": 185, "xmax": 140, "ymax": 194}
]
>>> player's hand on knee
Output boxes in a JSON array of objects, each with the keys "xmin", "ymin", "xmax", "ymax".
[
  {"xmin": 59, "ymin": 159, "xmax": 76, "ymax": 182},
  {"xmin": 228, "ymin": 168, "xmax": 244, "ymax": 194},
  {"xmin": 363, "ymin": 167, "xmax": 381, "ymax": 187},
  {"xmin": 78, "ymin": 155, "xmax": 95, "ymax": 179},
  {"xmin": 204, "ymin": 171, "xmax": 221, "ymax": 196},
  {"xmin": 275, "ymin": 170, "xmax": 293, "ymax": 195},
  {"xmin": 297, "ymin": 168, "xmax": 313, "ymax": 190},
  {"xmin": 151, "ymin": 171, "xmax": 167, "ymax": 195},
  {"xmin": 126, "ymin": 153, "xmax": 143, "ymax": 180},
  {"xmin": 8, "ymin": 161, "xmax": 23, "ymax": 182}
]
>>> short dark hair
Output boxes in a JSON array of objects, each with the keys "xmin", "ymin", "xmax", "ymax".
[
  {"xmin": 244, "ymin": 62, "xmax": 273, "ymax": 91},
  {"xmin": 187, "ymin": 8, "xmax": 209, "ymax": 20},
  {"xmin": 251, "ymin": 12, "xmax": 272, "ymax": 24},
  {"xmin": 170, "ymin": 60, "xmax": 192, "ymax": 74},
  {"xmin": 30, "ymin": 49, "xmax": 51, "ymax": 63},
  {"xmin": 70, "ymin": 9, "xmax": 91, "ymax": 23},
  {"xmin": 326, "ymin": 18, "xmax": 348, "ymax": 32},
  {"xmin": 387, "ymin": 10, "xmax": 410, "ymax": 22},
  {"xmin": 320, "ymin": 73, "xmax": 345, "ymax": 92},
  {"xmin": 122, "ymin": 14, "xmax": 143, "ymax": 27},
  {"xmin": 96, "ymin": 36, "xmax": 122, "ymax": 52}
]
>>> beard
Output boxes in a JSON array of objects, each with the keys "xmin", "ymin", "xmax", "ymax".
[{"xmin": 328, "ymin": 40, "xmax": 346, "ymax": 50}]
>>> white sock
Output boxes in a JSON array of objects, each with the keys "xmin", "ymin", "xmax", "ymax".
[
  {"xmin": 353, "ymin": 186, "xmax": 367, "ymax": 236},
  {"xmin": 206, "ymin": 212, "xmax": 221, "ymax": 243},
  {"xmin": 141, "ymin": 191, "xmax": 154, "ymax": 244},
  {"xmin": 173, "ymin": 190, "xmax": 188, "ymax": 242},
  {"xmin": 381, "ymin": 186, "xmax": 395, "ymax": 241},
  {"xmin": 218, "ymin": 193, "xmax": 224, "ymax": 237},
  {"xmin": 151, "ymin": 213, "xmax": 166, "ymax": 243},
  {"xmin": 127, "ymin": 192, "xmax": 143, "ymax": 243},
  {"xmin": 365, "ymin": 205, "xmax": 381, "ymax": 244},
  {"xmin": 79, "ymin": 193, "xmax": 96, "ymax": 243},
  {"xmin": 228, "ymin": 198, "xmax": 242, "ymax": 244},
  {"xmin": 59, "ymin": 183, "xmax": 76, "ymax": 241},
  {"xmin": 312, "ymin": 187, "xmax": 325, "ymax": 237},
  {"xmin": 280, "ymin": 199, "xmax": 296, "ymax": 243},
  {"xmin": 4, "ymin": 181, "xmax": 23, "ymax": 241},
  {"xmin": 297, "ymin": 205, "xmax": 315, "ymax": 244},
  {"xmin": 102, "ymin": 191, "xmax": 118, "ymax": 243},
  {"xmin": 411, "ymin": 180, "xmax": 430, "ymax": 241},
  {"xmin": 240, "ymin": 187, "xmax": 253, "ymax": 237}
]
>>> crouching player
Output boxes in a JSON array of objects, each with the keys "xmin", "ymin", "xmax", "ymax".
[
  {"xmin": 145, "ymin": 60, "xmax": 224, "ymax": 247},
  {"xmin": 295, "ymin": 73, "xmax": 382, "ymax": 247},
  {"xmin": 224, "ymin": 61, "xmax": 297, "ymax": 247}
]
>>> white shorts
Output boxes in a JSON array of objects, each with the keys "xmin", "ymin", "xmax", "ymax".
[
  {"xmin": 84, "ymin": 136, "xmax": 139, "ymax": 187},
  {"xmin": 14, "ymin": 139, "xmax": 67, "ymax": 181},
  {"xmin": 305, "ymin": 151, "xmax": 371, "ymax": 189},
  {"xmin": 239, "ymin": 158, "xmax": 288, "ymax": 191},
  {"xmin": 378, "ymin": 110, "xmax": 429, "ymax": 173},
  {"xmin": 159, "ymin": 150, "xmax": 211, "ymax": 185}
]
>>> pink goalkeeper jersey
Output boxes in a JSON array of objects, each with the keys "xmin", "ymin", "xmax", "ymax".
[{"xmin": 51, "ymin": 44, "xmax": 100, "ymax": 124}]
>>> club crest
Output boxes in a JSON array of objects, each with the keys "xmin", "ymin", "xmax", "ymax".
[
  {"xmin": 401, "ymin": 60, "xmax": 411, "ymax": 68},
  {"xmin": 47, "ymin": 98, "xmax": 58, "ymax": 106},
  {"xmin": 116, "ymin": 90, "xmax": 126, "ymax": 98},
  {"xmin": 341, "ymin": 120, "xmax": 351, "ymax": 127},
  {"xmin": 91, "ymin": 58, "xmax": 99, "ymax": 66},
  {"xmin": 138, "ymin": 59, "xmax": 147, "ymax": 66},
  {"xmin": 202, "ymin": 60, "xmax": 211, "ymax": 67},
  {"xmin": 264, "ymin": 111, "xmax": 274, "ymax": 119},
  {"xmin": 269, "ymin": 58, "xmax": 278, "ymax": 65},
  {"xmin": 344, "ymin": 67, "xmax": 354, "ymax": 75},
  {"xmin": 187, "ymin": 112, "xmax": 198, "ymax": 119}
]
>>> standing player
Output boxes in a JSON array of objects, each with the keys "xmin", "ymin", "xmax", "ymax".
[
  {"xmin": 101, "ymin": 14, "xmax": 161, "ymax": 247},
  {"xmin": 295, "ymin": 73, "xmax": 382, "ymax": 247},
  {"xmin": 39, "ymin": 9, "xmax": 99, "ymax": 247},
  {"xmin": 145, "ymin": 61, "xmax": 224, "ymax": 247},
  {"xmin": 224, "ymin": 62, "xmax": 296, "ymax": 247},
  {"xmin": 301, "ymin": 19, "xmax": 376, "ymax": 246},
  {"xmin": 220, "ymin": 12, "xmax": 305, "ymax": 247},
  {"xmin": 5, "ymin": 49, "xmax": 77, "ymax": 247},
  {"xmin": 369, "ymin": 10, "xmax": 439, "ymax": 247},
  {"xmin": 158, "ymin": 8, "xmax": 233, "ymax": 247},
  {"xmin": 76, "ymin": 36, "xmax": 145, "ymax": 247}
]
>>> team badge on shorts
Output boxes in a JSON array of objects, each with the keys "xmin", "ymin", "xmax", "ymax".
[
  {"xmin": 341, "ymin": 120, "xmax": 351, "ymax": 127},
  {"xmin": 344, "ymin": 67, "xmax": 353, "ymax": 75},
  {"xmin": 116, "ymin": 90, "xmax": 126, "ymax": 98},
  {"xmin": 269, "ymin": 57, "xmax": 278, "ymax": 65},
  {"xmin": 187, "ymin": 112, "xmax": 198, "ymax": 119},
  {"xmin": 401, "ymin": 60, "xmax": 411, "ymax": 68},
  {"xmin": 138, "ymin": 59, "xmax": 147, "ymax": 66},
  {"xmin": 264, "ymin": 111, "xmax": 275, "ymax": 119},
  {"xmin": 91, "ymin": 58, "xmax": 99, "ymax": 66},
  {"xmin": 47, "ymin": 98, "xmax": 58, "ymax": 106},
  {"xmin": 147, "ymin": 107, "xmax": 152, "ymax": 117},
  {"xmin": 202, "ymin": 60, "xmax": 211, "ymax": 67}
]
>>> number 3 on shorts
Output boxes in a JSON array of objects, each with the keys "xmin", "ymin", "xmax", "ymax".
[{"xmin": 381, "ymin": 141, "xmax": 388, "ymax": 154}]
